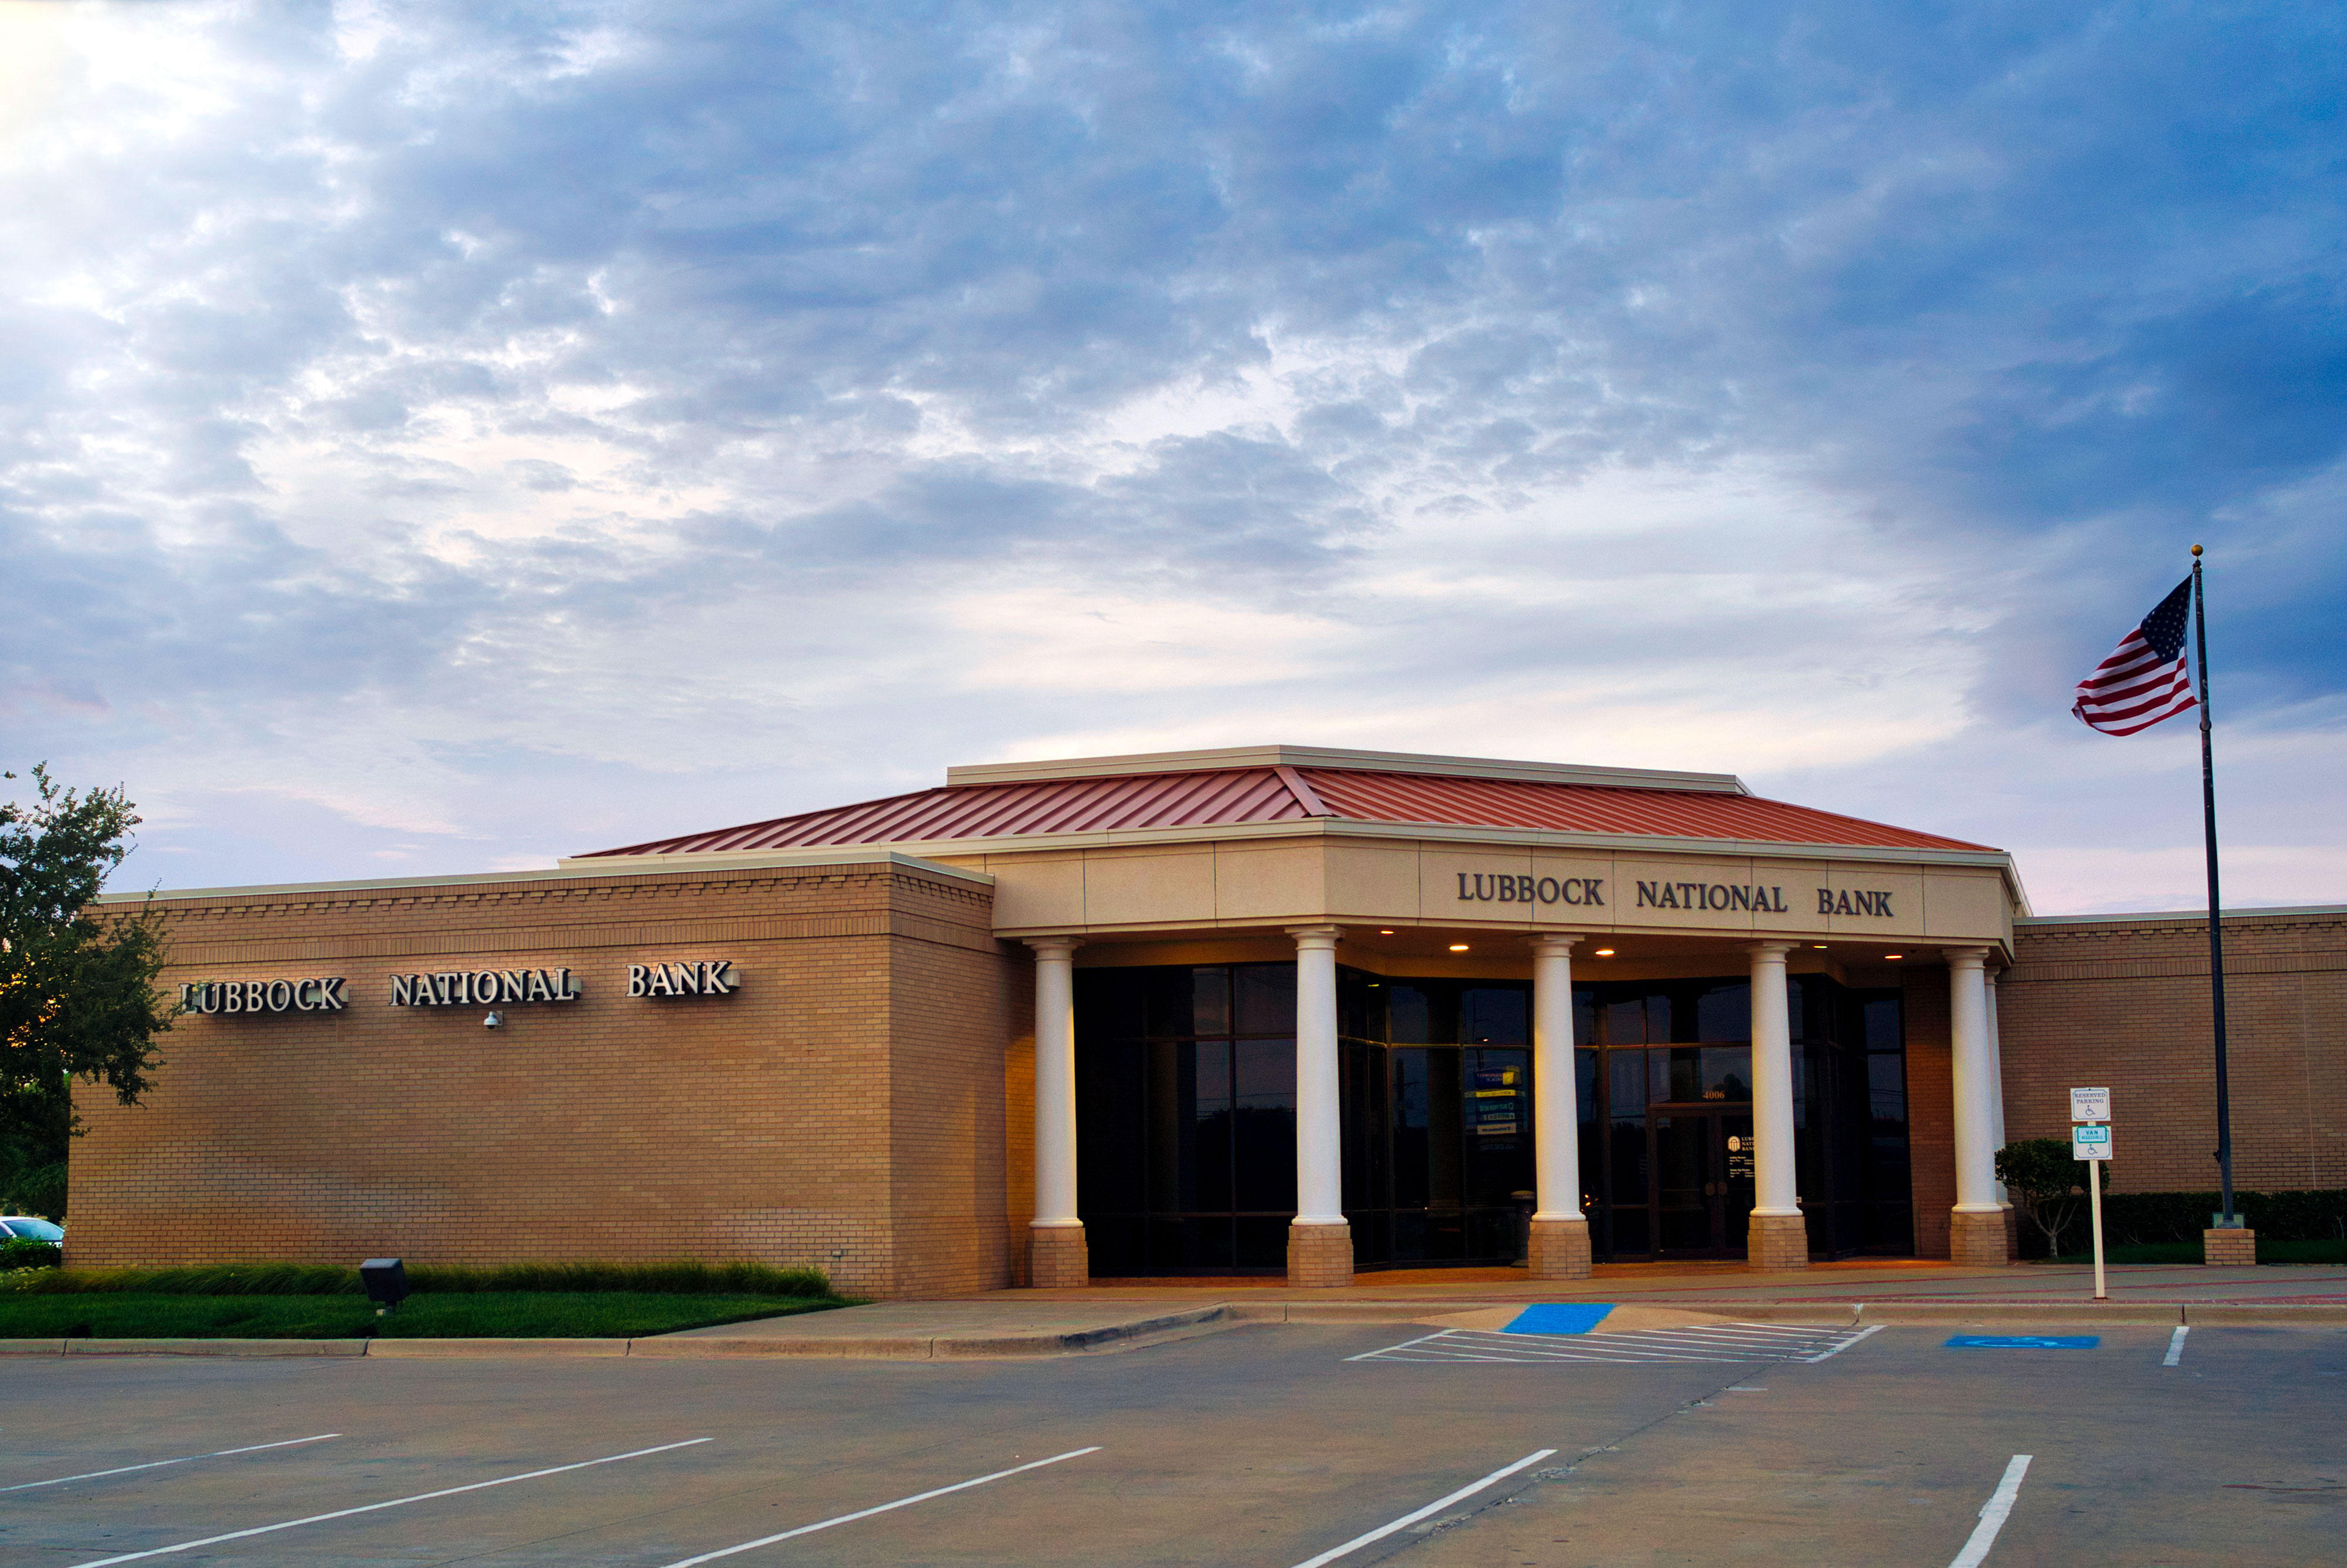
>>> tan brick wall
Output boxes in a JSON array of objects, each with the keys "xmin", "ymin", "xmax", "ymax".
[
  {"xmin": 70, "ymin": 861, "xmax": 1010, "ymax": 1299},
  {"xmin": 1904, "ymin": 969, "xmax": 1957, "ymax": 1258},
  {"xmin": 1001, "ymin": 947, "xmax": 1037, "ymax": 1286},
  {"xmin": 2001, "ymin": 910, "xmax": 2347, "ymax": 1193}
]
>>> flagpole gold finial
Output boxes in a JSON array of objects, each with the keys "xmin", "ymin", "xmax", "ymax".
[{"xmin": 2192, "ymin": 543, "xmax": 2204, "ymax": 557}]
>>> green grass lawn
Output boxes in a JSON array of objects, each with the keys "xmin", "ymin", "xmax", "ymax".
[
  {"xmin": 0, "ymin": 1291, "xmax": 847, "ymax": 1340},
  {"xmin": 2044, "ymin": 1239, "xmax": 2347, "ymax": 1266}
]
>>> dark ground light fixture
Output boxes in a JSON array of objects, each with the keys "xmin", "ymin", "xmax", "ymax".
[{"xmin": 360, "ymin": 1258, "xmax": 410, "ymax": 1315}]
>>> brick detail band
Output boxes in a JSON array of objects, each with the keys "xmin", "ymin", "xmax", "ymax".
[
  {"xmin": 1746, "ymin": 1212, "xmax": 1810, "ymax": 1271},
  {"xmin": 1028, "ymin": 1225, "xmax": 1089, "ymax": 1288},
  {"xmin": 1529, "ymin": 1217, "xmax": 1593, "ymax": 1280},
  {"xmin": 1950, "ymin": 1208, "xmax": 2014, "ymax": 1266},
  {"xmin": 1286, "ymin": 1221, "xmax": 1354, "ymax": 1288},
  {"xmin": 2202, "ymin": 1228, "xmax": 2256, "ymax": 1266}
]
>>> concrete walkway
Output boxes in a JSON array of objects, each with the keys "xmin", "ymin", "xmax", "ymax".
[
  {"xmin": 1002, "ymin": 1257, "xmax": 2347, "ymax": 1308},
  {"xmin": 631, "ymin": 1259, "xmax": 2347, "ymax": 1357}
]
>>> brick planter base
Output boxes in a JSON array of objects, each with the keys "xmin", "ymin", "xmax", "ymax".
[
  {"xmin": 1529, "ymin": 1218, "xmax": 1593, "ymax": 1279},
  {"xmin": 2203, "ymin": 1228, "xmax": 2256, "ymax": 1266},
  {"xmin": 1950, "ymin": 1208, "xmax": 2014, "ymax": 1266},
  {"xmin": 1028, "ymin": 1225, "xmax": 1089, "ymax": 1288},
  {"xmin": 1287, "ymin": 1221, "xmax": 1355, "ymax": 1288},
  {"xmin": 1747, "ymin": 1213, "xmax": 1810, "ymax": 1271}
]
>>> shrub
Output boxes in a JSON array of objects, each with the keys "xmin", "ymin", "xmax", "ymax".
[
  {"xmin": 1, "ymin": 1238, "xmax": 62, "ymax": 1271},
  {"xmin": 12, "ymin": 1258, "xmax": 834, "ymax": 1298},
  {"xmin": 2098, "ymin": 1189, "xmax": 2347, "ymax": 1246},
  {"xmin": 1995, "ymin": 1139, "xmax": 2109, "ymax": 1259}
]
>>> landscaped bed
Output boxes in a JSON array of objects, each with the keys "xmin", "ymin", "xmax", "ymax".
[{"xmin": 0, "ymin": 1259, "xmax": 855, "ymax": 1339}]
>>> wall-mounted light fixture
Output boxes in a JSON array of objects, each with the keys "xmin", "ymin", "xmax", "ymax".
[{"xmin": 483, "ymin": 1011, "xmax": 503, "ymax": 1028}]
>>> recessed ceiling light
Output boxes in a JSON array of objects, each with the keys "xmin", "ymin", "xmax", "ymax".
[
  {"xmin": 1813, "ymin": 944, "xmax": 1828, "ymax": 950},
  {"xmin": 1884, "ymin": 953, "xmax": 1904, "ymax": 960},
  {"xmin": 1448, "ymin": 943, "xmax": 1470, "ymax": 952},
  {"xmin": 1593, "ymin": 948, "xmax": 1615, "ymax": 957},
  {"xmin": 1378, "ymin": 930, "xmax": 1395, "ymax": 935}
]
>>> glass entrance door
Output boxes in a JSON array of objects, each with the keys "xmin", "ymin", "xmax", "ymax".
[{"xmin": 1648, "ymin": 1109, "xmax": 1757, "ymax": 1258}]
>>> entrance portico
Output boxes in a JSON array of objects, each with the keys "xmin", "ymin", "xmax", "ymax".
[
  {"xmin": 1027, "ymin": 920, "xmax": 2009, "ymax": 1285},
  {"xmin": 584, "ymin": 743, "xmax": 2025, "ymax": 1288}
]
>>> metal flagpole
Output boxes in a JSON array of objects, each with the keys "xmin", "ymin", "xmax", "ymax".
[{"xmin": 2190, "ymin": 543, "xmax": 2236, "ymax": 1226}]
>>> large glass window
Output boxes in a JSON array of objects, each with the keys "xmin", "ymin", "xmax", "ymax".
[
  {"xmin": 1076, "ymin": 964, "xmax": 1295, "ymax": 1274},
  {"xmin": 1580, "ymin": 974, "xmax": 1912, "ymax": 1262},
  {"xmin": 1074, "ymin": 961, "xmax": 1914, "ymax": 1276},
  {"xmin": 1341, "ymin": 968, "xmax": 1550, "ymax": 1268}
]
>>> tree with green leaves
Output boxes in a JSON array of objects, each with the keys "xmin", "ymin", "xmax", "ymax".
[
  {"xmin": 1995, "ymin": 1137, "xmax": 2111, "ymax": 1260},
  {"xmin": 1, "ymin": 766, "xmax": 175, "ymax": 1219}
]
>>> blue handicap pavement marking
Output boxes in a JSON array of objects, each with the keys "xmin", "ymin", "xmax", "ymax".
[
  {"xmin": 1503, "ymin": 1303, "xmax": 1615, "ymax": 1336},
  {"xmin": 1945, "ymin": 1335, "xmax": 2100, "ymax": 1349}
]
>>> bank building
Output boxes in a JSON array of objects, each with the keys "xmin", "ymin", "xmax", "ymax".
[{"xmin": 81, "ymin": 746, "xmax": 2347, "ymax": 1296}]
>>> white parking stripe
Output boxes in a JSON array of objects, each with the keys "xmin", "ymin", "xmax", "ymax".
[
  {"xmin": 67, "ymin": 1437, "xmax": 711, "ymax": 1567},
  {"xmin": 1344, "ymin": 1330, "xmax": 1449, "ymax": 1362},
  {"xmin": 2163, "ymin": 1326, "xmax": 2189, "ymax": 1366},
  {"xmin": 1804, "ymin": 1325, "xmax": 1885, "ymax": 1362},
  {"xmin": 653, "ymin": 1447, "xmax": 1101, "ymax": 1567},
  {"xmin": 1351, "ymin": 1322, "xmax": 1873, "ymax": 1366},
  {"xmin": 1286, "ymin": 1449, "xmax": 1557, "ymax": 1568},
  {"xmin": 4, "ymin": 1435, "xmax": 341, "ymax": 1493},
  {"xmin": 1948, "ymin": 1455, "xmax": 2032, "ymax": 1568}
]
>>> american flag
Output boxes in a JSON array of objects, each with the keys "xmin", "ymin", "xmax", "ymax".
[{"xmin": 2072, "ymin": 577, "xmax": 2198, "ymax": 735}]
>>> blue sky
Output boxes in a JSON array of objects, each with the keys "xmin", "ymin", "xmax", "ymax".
[{"xmin": 4, "ymin": 1, "xmax": 2343, "ymax": 913}]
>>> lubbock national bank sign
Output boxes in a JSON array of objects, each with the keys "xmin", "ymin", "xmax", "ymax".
[
  {"xmin": 1457, "ymin": 871, "xmax": 1900, "ymax": 919},
  {"xmin": 83, "ymin": 744, "xmax": 2027, "ymax": 1299}
]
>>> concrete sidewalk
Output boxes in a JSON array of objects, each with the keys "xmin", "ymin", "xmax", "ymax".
[
  {"xmin": 8, "ymin": 1260, "xmax": 2344, "ymax": 1359},
  {"xmin": 1004, "ymin": 1258, "xmax": 2347, "ymax": 1308}
]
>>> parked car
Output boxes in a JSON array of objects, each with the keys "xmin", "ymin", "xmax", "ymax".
[{"xmin": 1, "ymin": 1217, "xmax": 63, "ymax": 1244}]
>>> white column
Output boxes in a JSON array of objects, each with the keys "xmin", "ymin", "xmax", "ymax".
[
  {"xmin": 1747, "ymin": 942, "xmax": 1801, "ymax": 1217},
  {"xmin": 1028, "ymin": 937, "xmax": 1083, "ymax": 1228},
  {"xmin": 1289, "ymin": 925, "xmax": 1345, "ymax": 1224},
  {"xmin": 1985, "ymin": 968, "xmax": 2008, "ymax": 1203},
  {"xmin": 1947, "ymin": 947, "xmax": 1999, "ymax": 1213},
  {"xmin": 1529, "ymin": 936, "xmax": 1584, "ymax": 1223}
]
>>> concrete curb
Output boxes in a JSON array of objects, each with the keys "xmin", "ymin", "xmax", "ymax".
[
  {"xmin": 1853, "ymin": 1302, "xmax": 2183, "ymax": 1325},
  {"xmin": 367, "ymin": 1338, "xmax": 631, "ymax": 1358},
  {"xmin": 62, "ymin": 1338, "xmax": 369, "ymax": 1356},
  {"xmin": 2182, "ymin": 1304, "xmax": 2347, "ymax": 1326},
  {"xmin": 640, "ymin": 1305, "xmax": 1238, "ymax": 1360}
]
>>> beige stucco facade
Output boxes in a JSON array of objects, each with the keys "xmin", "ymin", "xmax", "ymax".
[{"xmin": 577, "ymin": 828, "xmax": 2019, "ymax": 955}]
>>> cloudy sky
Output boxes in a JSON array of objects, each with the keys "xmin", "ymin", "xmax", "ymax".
[{"xmin": 5, "ymin": 1, "xmax": 2342, "ymax": 914}]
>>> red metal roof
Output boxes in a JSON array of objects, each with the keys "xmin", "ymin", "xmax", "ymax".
[{"xmin": 583, "ymin": 766, "xmax": 1995, "ymax": 857}]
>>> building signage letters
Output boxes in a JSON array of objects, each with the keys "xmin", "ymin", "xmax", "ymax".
[
  {"xmin": 1637, "ymin": 881, "xmax": 1789, "ymax": 914},
  {"xmin": 390, "ymin": 969, "xmax": 578, "ymax": 1007},
  {"xmin": 1818, "ymin": 888, "xmax": 1895, "ymax": 917},
  {"xmin": 627, "ymin": 960, "xmax": 739, "ymax": 998},
  {"xmin": 1456, "ymin": 873, "xmax": 1604, "ymax": 907},
  {"xmin": 180, "ymin": 978, "xmax": 347, "ymax": 1014}
]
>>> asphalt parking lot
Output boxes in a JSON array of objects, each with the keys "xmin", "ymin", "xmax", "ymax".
[{"xmin": 4, "ymin": 1322, "xmax": 2341, "ymax": 1567}]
